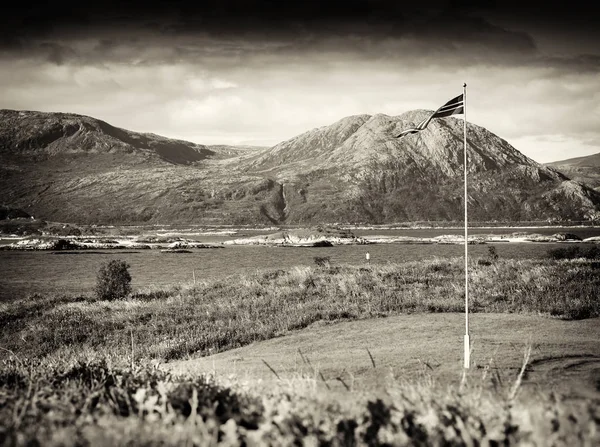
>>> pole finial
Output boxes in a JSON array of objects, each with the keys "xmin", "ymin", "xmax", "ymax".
[{"xmin": 463, "ymin": 82, "xmax": 467, "ymax": 88}]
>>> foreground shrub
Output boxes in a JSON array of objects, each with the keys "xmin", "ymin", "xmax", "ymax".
[
  {"xmin": 95, "ymin": 259, "xmax": 132, "ymax": 301},
  {"xmin": 0, "ymin": 359, "xmax": 597, "ymax": 446},
  {"xmin": 0, "ymin": 360, "xmax": 263, "ymax": 446},
  {"xmin": 478, "ymin": 246, "xmax": 500, "ymax": 266}
]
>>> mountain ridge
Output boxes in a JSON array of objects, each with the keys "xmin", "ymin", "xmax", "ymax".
[
  {"xmin": 0, "ymin": 109, "xmax": 223, "ymax": 165},
  {"xmin": 546, "ymin": 151, "xmax": 600, "ymax": 190},
  {"xmin": 1, "ymin": 108, "xmax": 599, "ymax": 225}
]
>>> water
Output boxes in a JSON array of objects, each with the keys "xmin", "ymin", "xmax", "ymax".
[
  {"xmin": 353, "ymin": 227, "xmax": 600, "ymax": 240},
  {"xmin": 1, "ymin": 236, "xmax": 595, "ymax": 301}
]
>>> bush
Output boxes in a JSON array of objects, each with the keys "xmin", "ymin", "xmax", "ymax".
[
  {"xmin": 478, "ymin": 246, "xmax": 499, "ymax": 266},
  {"xmin": 487, "ymin": 246, "xmax": 499, "ymax": 262},
  {"xmin": 95, "ymin": 260, "xmax": 132, "ymax": 301},
  {"xmin": 313, "ymin": 256, "xmax": 331, "ymax": 267}
]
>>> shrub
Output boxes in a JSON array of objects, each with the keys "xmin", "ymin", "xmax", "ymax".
[
  {"xmin": 313, "ymin": 256, "xmax": 331, "ymax": 267},
  {"xmin": 478, "ymin": 246, "xmax": 499, "ymax": 266},
  {"xmin": 95, "ymin": 260, "xmax": 132, "ymax": 301},
  {"xmin": 487, "ymin": 246, "xmax": 499, "ymax": 262}
]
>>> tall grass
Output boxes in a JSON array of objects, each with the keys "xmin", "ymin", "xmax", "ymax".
[
  {"xmin": 0, "ymin": 358, "xmax": 597, "ymax": 446},
  {"xmin": 1, "ymin": 258, "xmax": 599, "ymax": 365},
  {"xmin": 547, "ymin": 245, "xmax": 600, "ymax": 260}
]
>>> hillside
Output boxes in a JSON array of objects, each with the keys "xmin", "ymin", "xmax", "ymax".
[
  {"xmin": 1, "ymin": 108, "xmax": 600, "ymax": 225},
  {"xmin": 241, "ymin": 111, "xmax": 600, "ymax": 223},
  {"xmin": 0, "ymin": 109, "xmax": 221, "ymax": 164},
  {"xmin": 0, "ymin": 109, "xmax": 272, "ymax": 224},
  {"xmin": 546, "ymin": 152, "xmax": 600, "ymax": 190}
]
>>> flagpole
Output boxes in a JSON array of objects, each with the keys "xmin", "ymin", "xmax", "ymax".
[{"xmin": 463, "ymin": 82, "xmax": 470, "ymax": 369}]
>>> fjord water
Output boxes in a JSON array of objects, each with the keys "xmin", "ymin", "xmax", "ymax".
[{"xmin": 2, "ymin": 226, "xmax": 599, "ymax": 302}]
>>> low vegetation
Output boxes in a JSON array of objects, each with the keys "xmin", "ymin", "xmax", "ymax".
[
  {"xmin": 1, "ymin": 256, "xmax": 599, "ymax": 445},
  {"xmin": 0, "ymin": 358, "xmax": 597, "ymax": 446},
  {"xmin": 547, "ymin": 244, "xmax": 600, "ymax": 260},
  {"xmin": 313, "ymin": 255, "xmax": 331, "ymax": 267},
  {"xmin": 1, "ymin": 258, "xmax": 599, "ymax": 365}
]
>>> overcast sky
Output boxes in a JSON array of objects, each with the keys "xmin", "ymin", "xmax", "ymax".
[{"xmin": 1, "ymin": 1, "xmax": 599, "ymax": 162}]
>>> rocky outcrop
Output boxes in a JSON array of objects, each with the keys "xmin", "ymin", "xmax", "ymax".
[
  {"xmin": 224, "ymin": 227, "xmax": 367, "ymax": 246},
  {"xmin": 0, "ymin": 236, "xmax": 222, "ymax": 250}
]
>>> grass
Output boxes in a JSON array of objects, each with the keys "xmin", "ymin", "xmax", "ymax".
[
  {"xmin": 165, "ymin": 313, "xmax": 600, "ymax": 397},
  {"xmin": 0, "ymin": 358, "xmax": 598, "ymax": 446},
  {"xmin": 547, "ymin": 244, "xmax": 600, "ymax": 260},
  {"xmin": 1, "ymin": 258, "xmax": 599, "ymax": 365},
  {"xmin": 1, "ymin": 256, "xmax": 600, "ymax": 445},
  {"xmin": 0, "ymin": 360, "xmax": 263, "ymax": 445}
]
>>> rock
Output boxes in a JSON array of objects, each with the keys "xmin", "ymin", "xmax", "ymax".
[
  {"xmin": 432, "ymin": 235, "xmax": 486, "ymax": 244},
  {"xmin": 312, "ymin": 240, "xmax": 333, "ymax": 247},
  {"xmin": 166, "ymin": 241, "xmax": 223, "ymax": 249},
  {"xmin": 552, "ymin": 232, "xmax": 583, "ymax": 241},
  {"xmin": 224, "ymin": 227, "xmax": 366, "ymax": 246}
]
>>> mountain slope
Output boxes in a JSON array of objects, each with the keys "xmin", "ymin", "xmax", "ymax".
[
  {"xmin": 546, "ymin": 152, "xmax": 600, "ymax": 190},
  {"xmin": 1, "ymin": 108, "xmax": 599, "ymax": 225},
  {"xmin": 248, "ymin": 114, "xmax": 371, "ymax": 171},
  {"xmin": 240, "ymin": 111, "xmax": 600, "ymax": 223},
  {"xmin": 548, "ymin": 152, "xmax": 600, "ymax": 168},
  {"xmin": 0, "ymin": 109, "xmax": 221, "ymax": 164},
  {"xmin": 0, "ymin": 109, "xmax": 273, "ymax": 224}
]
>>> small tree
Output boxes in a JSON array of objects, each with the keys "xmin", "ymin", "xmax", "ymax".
[
  {"xmin": 95, "ymin": 259, "xmax": 132, "ymax": 301},
  {"xmin": 487, "ymin": 246, "xmax": 499, "ymax": 263}
]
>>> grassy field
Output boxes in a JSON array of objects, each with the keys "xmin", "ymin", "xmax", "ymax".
[
  {"xmin": 1, "ymin": 257, "xmax": 600, "ymax": 445},
  {"xmin": 166, "ymin": 313, "xmax": 600, "ymax": 396}
]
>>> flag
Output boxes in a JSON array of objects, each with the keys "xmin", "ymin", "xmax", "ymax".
[{"xmin": 396, "ymin": 94, "xmax": 464, "ymax": 138}]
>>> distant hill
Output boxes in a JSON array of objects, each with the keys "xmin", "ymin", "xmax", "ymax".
[
  {"xmin": 0, "ymin": 109, "xmax": 224, "ymax": 164},
  {"xmin": 0, "ymin": 109, "xmax": 269, "ymax": 224},
  {"xmin": 546, "ymin": 152, "xmax": 600, "ymax": 190},
  {"xmin": 1, "ymin": 108, "xmax": 600, "ymax": 224}
]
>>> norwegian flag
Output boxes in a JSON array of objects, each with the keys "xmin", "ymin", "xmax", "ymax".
[{"xmin": 396, "ymin": 94, "xmax": 464, "ymax": 138}]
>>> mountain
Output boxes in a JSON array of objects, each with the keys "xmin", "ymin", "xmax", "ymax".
[
  {"xmin": 546, "ymin": 152, "xmax": 600, "ymax": 191},
  {"xmin": 1, "ymin": 108, "xmax": 600, "ymax": 225},
  {"xmin": 242, "ymin": 111, "xmax": 600, "ymax": 223},
  {"xmin": 0, "ymin": 109, "xmax": 221, "ymax": 164},
  {"xmin": 0, "ymin": 109, "xmax": 270, "ymax": 224}
]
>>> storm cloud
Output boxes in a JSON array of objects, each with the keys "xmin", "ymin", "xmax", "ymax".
[{"xmin": 1, "ymin": 0, "xmax": 599, "ymax": 161}]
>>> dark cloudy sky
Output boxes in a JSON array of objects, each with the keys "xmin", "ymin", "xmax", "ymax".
[{"xmin": 1, "ymin": 1, "xmax": 599, "ymax": 162}]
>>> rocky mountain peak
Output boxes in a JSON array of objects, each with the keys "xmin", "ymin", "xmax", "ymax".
[{"xmin": 248, "ymin": 114, "xmax": 371, "ymax": 170}]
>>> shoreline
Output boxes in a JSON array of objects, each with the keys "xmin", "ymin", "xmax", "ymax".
[{"xmin": 1, "ymin": 231, "xmax": 599, "ymax": 250}]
